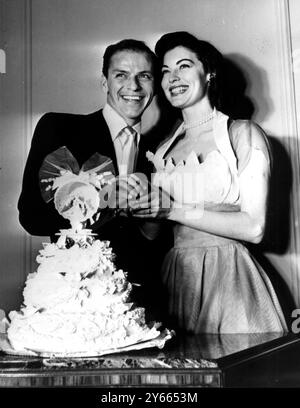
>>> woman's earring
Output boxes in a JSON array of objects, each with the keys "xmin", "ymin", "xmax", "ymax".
[{"xmin": 207, "ymin": 73, "xmax": 216, "ymax": 87}]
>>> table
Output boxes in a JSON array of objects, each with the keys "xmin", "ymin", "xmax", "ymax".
[{"xmin": 1, "ymin": 331, "xmax": 300, "ymax": 387}]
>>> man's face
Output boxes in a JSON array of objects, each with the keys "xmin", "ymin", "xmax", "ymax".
[{"xmin": 102, "ymin": 50, "xmax": 155, "ymax": 126}]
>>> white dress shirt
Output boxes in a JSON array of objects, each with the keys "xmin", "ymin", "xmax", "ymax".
[{"xmin": 103, "ymin": 104, "xmax": 141, "ymax": 175}]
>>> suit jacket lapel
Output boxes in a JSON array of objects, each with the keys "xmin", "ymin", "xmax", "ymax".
[
  {"xmin": 91, "ymin": 110, "xmax": 119, "ymax": 175},
  {"xmin": 136, "ymin": 137, "xmax": 152, "ymax": 178}
]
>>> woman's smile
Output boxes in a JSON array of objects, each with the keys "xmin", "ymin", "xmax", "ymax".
[{"xmin": 169, "ymin": 85, "xmax": 189, "ymax": 96}]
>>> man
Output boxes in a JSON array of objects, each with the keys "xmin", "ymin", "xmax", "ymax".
[{"xmin": 18, "ymin": 39, "xmax": 171, "ymax": 314}]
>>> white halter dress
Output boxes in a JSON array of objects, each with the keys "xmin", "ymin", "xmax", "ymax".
[{"xmin": 152, "ymin": 111, "xmax": 287, "ymax": 333}]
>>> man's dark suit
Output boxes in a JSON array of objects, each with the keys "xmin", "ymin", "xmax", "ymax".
[{"xmin": 18, "ymin": 109, "xmax": 172, "ymax": 319}]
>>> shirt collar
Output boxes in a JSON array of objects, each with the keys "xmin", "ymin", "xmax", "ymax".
[{"xmin": 103, "ymin": 103, "xmax": 141, "ymax": 142}]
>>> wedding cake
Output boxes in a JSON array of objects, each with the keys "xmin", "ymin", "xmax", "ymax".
[{"xmin": 6, "ymin": 148, "xmax": 171, "ymax": 357}]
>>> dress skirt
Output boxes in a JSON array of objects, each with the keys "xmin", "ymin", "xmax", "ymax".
[{"xmin": 161, "ymin": 225, "xmax": 287, "ymax": 333}]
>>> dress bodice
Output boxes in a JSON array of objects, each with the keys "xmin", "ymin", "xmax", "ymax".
[{"xmin": 150, "ymin": 110, "xmax": 241, "ymax": 206}]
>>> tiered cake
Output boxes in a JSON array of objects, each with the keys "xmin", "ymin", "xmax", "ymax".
[
  {"xmin": 7, "ymin": 230, "xmax": 162, "ymax": 355},
  {"xmin": 6, "ymin": 148, "xmax": 171, "ymax": 356}
]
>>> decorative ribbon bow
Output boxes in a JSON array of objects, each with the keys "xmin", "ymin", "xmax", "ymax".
[{"xmin": 39, "ymin": 146, "xmax": 115, "ymax": 229}]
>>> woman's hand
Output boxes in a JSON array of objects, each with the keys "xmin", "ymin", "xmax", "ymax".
[
  {"xmin": 102, "ymin": 173, "xmax": 149, "ymax": 215},
  {"xmin": 130, "ymin": 185, "xmax": 175, "ymax": 219}
]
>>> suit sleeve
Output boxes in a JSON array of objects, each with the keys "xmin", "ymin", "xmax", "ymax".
[{"xmin": 17, "ymin": 113, "xmax": 70, "ymax": 237}]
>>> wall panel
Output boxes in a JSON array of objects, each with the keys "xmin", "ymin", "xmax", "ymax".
[{"xmin": 0, "ymin": 0, "xmax": 31, "ymax": 310}]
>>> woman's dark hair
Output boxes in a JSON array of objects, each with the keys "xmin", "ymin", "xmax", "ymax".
[{"xmin": 155, "ymin": 31, "xmax": 224, "ymax": 109}]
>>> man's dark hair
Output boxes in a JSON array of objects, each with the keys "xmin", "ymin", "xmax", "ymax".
[
  {"xmin": 155, "ymin": 31, "xmax": 224, "ymax": 110},
  {"xmin": 102, "ymin": 39, "xmax": 157, "ymax": 78}
]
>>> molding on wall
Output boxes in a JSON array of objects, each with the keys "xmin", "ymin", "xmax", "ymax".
[
  {"xmin": 274, "ymin": 0, "xmax": 300, "ymax": 304},
  {"xmin": 23, "ymin": 0, "xmax": 33, "ymax": 278}
]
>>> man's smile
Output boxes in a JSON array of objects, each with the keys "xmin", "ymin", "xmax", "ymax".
[{"xmin": 121, "ymin": 95, "xmax": 144, "ymax": 102}]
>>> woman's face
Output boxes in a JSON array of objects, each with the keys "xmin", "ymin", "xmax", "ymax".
[{"xmin": 161, "ymin": 46, "xmax": 210, "ymax": 110}]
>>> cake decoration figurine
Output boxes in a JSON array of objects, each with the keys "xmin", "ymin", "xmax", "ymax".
[
  {"xmin": 39, "ymin": 146, "xmax": 116, "ymax": 232},
  {"xmin": 3, "ymin": 147, "xmax": 173, "ymax": 357}
]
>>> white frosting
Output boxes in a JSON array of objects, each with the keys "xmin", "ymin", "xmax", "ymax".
[{"xmin": 7, "ymin": 232, "xmax": 160, "ymax": 355}]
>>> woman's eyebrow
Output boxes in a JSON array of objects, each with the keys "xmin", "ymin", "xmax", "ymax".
[
  {"xmin": 162, "ymin": 58, "xmax": 194, "ymax": 69},
  {"xmin": 176, "ymin": 58, "xmax": 194, "ymax": 65}
]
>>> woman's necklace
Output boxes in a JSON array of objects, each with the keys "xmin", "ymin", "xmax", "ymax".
[{"xmin": 183, "ymin": 110, "xmax": 215, "ymax": 130}]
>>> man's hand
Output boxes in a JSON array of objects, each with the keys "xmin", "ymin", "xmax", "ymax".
[
  {"xmin": 130, "ymin": 184, "xmax": 175, "ymax": 219},
  {"xmin": 100, "ymin": 173, "xmax": 149, "ymax": 213}
]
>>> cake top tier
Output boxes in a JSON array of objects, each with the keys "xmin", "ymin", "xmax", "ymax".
[{"xmin": 39, "ymin": 146, "xmax": 115, "ymax": 231}]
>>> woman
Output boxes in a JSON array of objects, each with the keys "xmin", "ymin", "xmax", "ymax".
[{"xmin": 132, "ymin": 31, "xmax": 287, "ymax": 333}]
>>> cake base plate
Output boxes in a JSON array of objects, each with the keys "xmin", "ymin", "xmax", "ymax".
[{"xmin": 0, "ymin": 330, "xmax": 174, "ymax": 358}]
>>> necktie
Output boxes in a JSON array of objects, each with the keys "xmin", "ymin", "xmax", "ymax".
[{"xmin": 118, "ymin": 126, "xmax": 138, "ymax": 175}]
